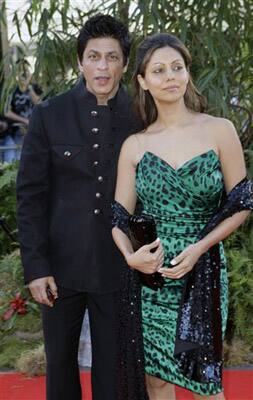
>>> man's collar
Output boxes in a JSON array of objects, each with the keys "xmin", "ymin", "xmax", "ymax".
[{"xmin": 72, "ymin": 77, "xmax": 129, "ymax": 109}]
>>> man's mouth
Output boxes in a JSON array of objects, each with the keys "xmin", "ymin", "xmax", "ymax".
[{"xmin": 95, "ymin": 76, "xmax": 110, "ymax": 85}]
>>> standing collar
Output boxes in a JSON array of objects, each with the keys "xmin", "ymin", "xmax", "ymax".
[{"xmin": 72, "ymin": 77, "xmax": 130, "ymax": 109}]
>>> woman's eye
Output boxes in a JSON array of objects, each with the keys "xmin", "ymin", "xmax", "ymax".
[
  {"xmin": 153, "ymin": 69, "xmax": 163, "ymax": 73},
  {"xmin": 89, "ymin": 54, "xmax": 97, "ymax": 60}
]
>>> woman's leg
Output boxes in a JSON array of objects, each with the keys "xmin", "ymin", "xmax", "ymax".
[
  {"xmin": 193, "ymin": 391, "xmax": 225, "ymax": 400},
  {"xmin": 146, "ymin": 374, "xmax": 176, "ymax": 400},
  {"xmin": 13, "ymin": 130, "xmax": 24, "ymax": 160},
  {"xmin": 3, "ymin": 135, "xmax": 16, "ymax": 163}
]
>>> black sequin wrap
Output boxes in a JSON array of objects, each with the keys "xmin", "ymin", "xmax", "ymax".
[
  {"xmin": 174, "ymin": 178, "xmax": 253, "ymax": 383},
  {"xmin": 111, "ymin": 201, "xmax": 149, "ymax": 399},
  {"xmin": 111, "ymin": 200, "xmax": 130, "ymax": 236},
  {"xmin": 111, "ymin": 178, "xmax": 253, "ymax": 395}
]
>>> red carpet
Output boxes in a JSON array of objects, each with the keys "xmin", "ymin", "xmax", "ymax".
[{"xmin": 0, "ymin": 370, "xmax": 252, "ymax": 400}]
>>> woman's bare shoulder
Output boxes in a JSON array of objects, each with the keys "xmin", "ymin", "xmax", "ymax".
[
  {"xmin": 200, "ymin": 113, "xmax": 235, "ymax": 131},
  {"xmin": 196, "ymin": 113, "xmax": 236, "ymax": 140},
  {"xmin": 121, "ymin": 132, "xmax": 140, "ymax": 150},
  {"xmin": 120, "ymin": 131, "xmax": 145, "ymax": 165},
  {"xmin": 199, "ymin": 114, "xmax": 240, "ymax": 157}
]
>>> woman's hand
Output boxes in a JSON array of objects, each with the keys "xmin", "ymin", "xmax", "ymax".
[
  {"xmin": 158, "ymin": 241, "xmax": 206, "ymax": 279},
  {"xmin": 126, "ymin": 238, "xmax": 164, "ymax": 274}
]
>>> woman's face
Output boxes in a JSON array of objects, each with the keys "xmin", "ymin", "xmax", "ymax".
[{"xmin": 138, "ymin": 46, "xmax": 189, "ymax": 104}]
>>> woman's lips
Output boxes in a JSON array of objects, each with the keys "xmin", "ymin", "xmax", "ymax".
[{"xmin": 163, "ymin": 85, "xmax": 180, "ymax": 92}]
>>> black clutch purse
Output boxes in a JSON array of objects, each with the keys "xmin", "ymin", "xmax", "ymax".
[{"xmin": 129, "ymin": 214, "xmax": 165, "ymax": 290}]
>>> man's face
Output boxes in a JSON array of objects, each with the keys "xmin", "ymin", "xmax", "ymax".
[{"xmin": 78, "ymin": 37, "xmax": 127, "ymax": 104}]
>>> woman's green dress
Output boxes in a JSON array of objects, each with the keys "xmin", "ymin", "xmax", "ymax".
[{"xmin": 135, "ymin": 149, "xmax": 228, "ymax": 396}]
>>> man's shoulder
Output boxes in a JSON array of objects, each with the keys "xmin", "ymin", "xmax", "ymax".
[{"xmin": 39, "ymin": 87, "xmax": 74, "ymax": 111}]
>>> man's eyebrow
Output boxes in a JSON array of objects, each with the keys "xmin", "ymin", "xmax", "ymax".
[
  {"xmin": 107, "ymin": 51, "xmax": 120, "ymax": 54},
  {"xmin": 87, "ymin": 49, "xmax": 99, "ymax": 53},
  {"xmin": 87, "ymin": 49, "xmax": 119, "ymax": 54}
]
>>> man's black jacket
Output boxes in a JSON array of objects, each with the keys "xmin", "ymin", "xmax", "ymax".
[{"xmin": 16, "ymin": 79, "xmax": 142, "ymax": 293}]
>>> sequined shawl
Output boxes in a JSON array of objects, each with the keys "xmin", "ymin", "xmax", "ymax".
[{"xmin": 111, "ymin": 177, "xmax": 253, "ymax": 399}]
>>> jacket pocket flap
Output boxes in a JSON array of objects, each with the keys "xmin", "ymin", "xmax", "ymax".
[{"xmin": 52, "ymin": 145, "xmax": 84, "ymax": 160}]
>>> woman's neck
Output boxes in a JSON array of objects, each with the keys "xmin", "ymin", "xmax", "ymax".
[{"xmin": 154, "ymin": 99, "xmax": 193, "ymax": 130}]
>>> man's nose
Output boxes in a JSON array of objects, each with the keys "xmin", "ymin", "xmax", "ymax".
[{"xmin": 97, "ymin": 57, "xmax": 109, "ymax": 69}]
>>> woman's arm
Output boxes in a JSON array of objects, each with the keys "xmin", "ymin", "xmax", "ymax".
[
  {"xmin": 112, "ymin": 135, "xmax": 164, "ymax": 273},
  {"xmin": 28, "ymin": 85, "xmax": 41, "ymax": 104},
  {"xmin": 160, "ymin": 119, "xmax": 250, "ymax": 279},
  {"xmin": 5, "ymin": 110, "xmax": 29, "ymax": 126}
]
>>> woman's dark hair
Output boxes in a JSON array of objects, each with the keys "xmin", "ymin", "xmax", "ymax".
[
  {"xmin": 77, "ymin": 14, "xmax": 131, "ymax": 66},
  {"xmin": 133, "ymin": 33, "xmax": 207, "ymax": 127}
]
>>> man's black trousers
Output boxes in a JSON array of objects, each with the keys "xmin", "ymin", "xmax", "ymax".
[{"xmin": 42, "ymin": 286, "xmax": 119, "ymax": 400}]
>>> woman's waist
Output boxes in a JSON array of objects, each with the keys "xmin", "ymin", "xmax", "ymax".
[
  {"xmin": 142, "ymin": 207, "xmax": 214, "ymax": 236},
  {"xmin": 143, "ymin": 205, "xmax": 215, "ymax": 220}
]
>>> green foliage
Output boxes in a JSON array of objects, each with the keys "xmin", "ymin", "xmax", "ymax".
[
  {"xmin": 0, "ymin": 250, "xmax": 23, "ymax": 285},
  {"xmin": 0, "ymin": 249, "xmax": 42, "ymax": 369},
  {"xmin": 0, "ymin": 336, "xmax": 42, "ymax": 368},
  {"xmin": 224, "ymin": 220, "xmax": 253, "ymax": 347},
  {"xmin": 1, "ymin": 0, "xmax": 251, "ymax": 157},
  {"xmin": 0, "ymin": 249, "xmax": 42, "ymax": 370},
  {"xmin": 1, "ymin": 0, "xmax": 253, "ymax": 148},
  {"xmin": 14, "ymin": 310, "xmax": 42, "ymax": 333},
  {"xmin": 0, "ymin": 250, "xmax": 41, "ymax": 335},
  {"xmin": 0, "ymin": 163, "xmax": 18, "ymax": 256}
]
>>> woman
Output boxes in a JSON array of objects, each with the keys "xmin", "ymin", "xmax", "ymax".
[
  {"xmin": 4, "ymin": 59, "xmax": 42, "ymax": 162},
  {"xmin": 112, "ymin": 33, "xmax": 252, "ymax": 399}
]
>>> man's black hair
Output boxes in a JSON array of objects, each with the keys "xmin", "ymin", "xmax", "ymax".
[{"xmin": 77, "ymin": 14, "xmax": 131, "ymax": 66}]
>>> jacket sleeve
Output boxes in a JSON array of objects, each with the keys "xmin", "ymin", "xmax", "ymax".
[{"xmin": 16, "ymin": 104, "xmax": 52, "ymax": 284}]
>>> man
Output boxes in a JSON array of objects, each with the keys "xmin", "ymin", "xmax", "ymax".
[{"xmin": 16, "ymin": 14, "xmax": 142, "ymax": 400}]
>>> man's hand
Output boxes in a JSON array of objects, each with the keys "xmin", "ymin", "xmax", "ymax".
[{"xmin": 28, "ymin": 276, "xmax": 58, "ymax": 307}]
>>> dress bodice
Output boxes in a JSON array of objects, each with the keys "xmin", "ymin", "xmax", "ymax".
[{"xmin": 136, "ymin": 149, "xmax": 224, "ymax": 238}]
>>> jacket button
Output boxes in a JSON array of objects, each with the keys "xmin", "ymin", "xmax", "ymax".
[
  {"xmin": 93, "ymin": 143, "xmax": 99, "ymax": 149},
  {"xmin": 91, "ymin": 110, "xmax": 98, "ymax": 117},
  {"xmin": 92, "ymin": 128, "xmax": 99, "ymax": 134},
  {"xmin": 95, "ymin": 192, "xmax": 102, "ymax": 198},
  {"xmin": 94, "ymin": 208, "xmax": 101, "ymax": 215},
  {"xmin": 93, "ymin": 161, "xmax": 99, "ymax": 166},
  {"xmin": 64, "ymin": 150, "xmax": 71, "ymax": 157},
  {"xmin": 98, "ymin": 176, "xmax": 103, "ymax": 182}
]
